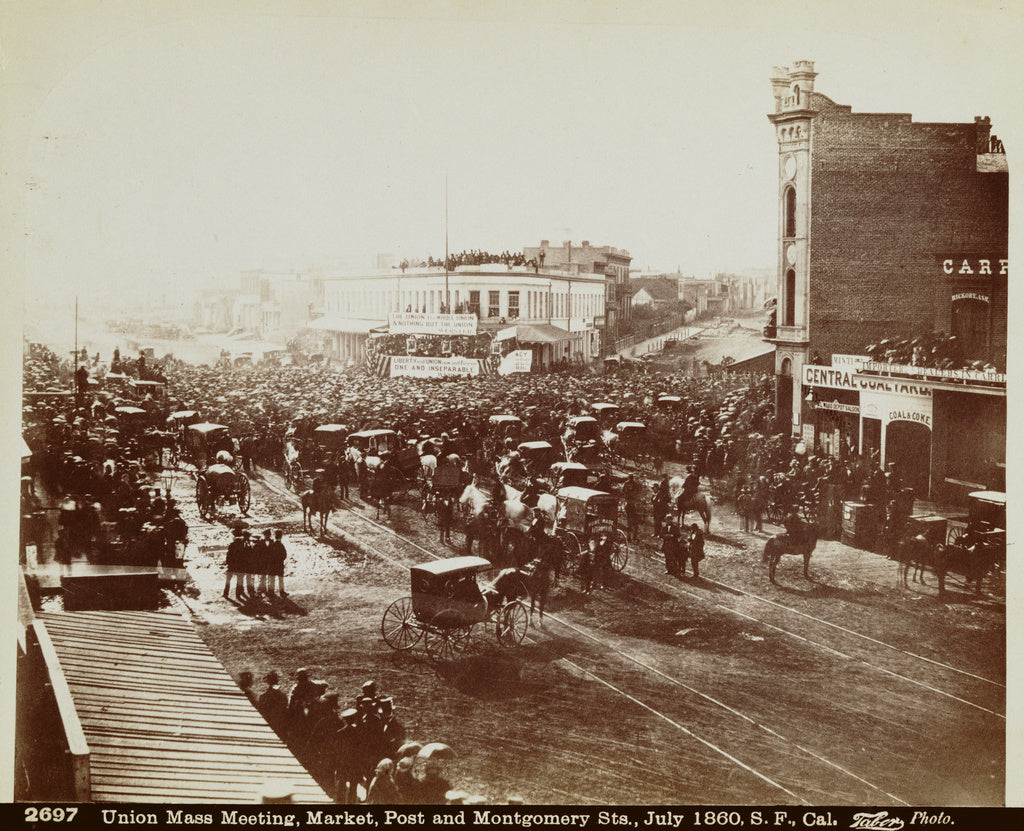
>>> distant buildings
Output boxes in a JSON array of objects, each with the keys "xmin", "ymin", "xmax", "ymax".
[
  {"xmin": 629, "ymin": 271, "xmax": 770, "ymax": 318},
  {"xmin": 193, "ymin": 270, "xmax": 319, "ymax": 345}
]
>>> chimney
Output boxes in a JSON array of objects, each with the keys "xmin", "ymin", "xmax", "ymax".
[
  {"xmin": 975, "ymin": 116, "xmax": 992, "ymax": 154},
  {"xmin": 581, "ymin": 240, "xmax": 590, "ymax": 248},
  {"xmin": 540, "ymin": 240, "xmax": 549, "ymax": 247}
]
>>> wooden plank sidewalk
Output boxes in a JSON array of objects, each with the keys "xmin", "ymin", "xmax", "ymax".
[{"xmin": 38, "ymin": 609, "xmax": 330, "ymax": 803}]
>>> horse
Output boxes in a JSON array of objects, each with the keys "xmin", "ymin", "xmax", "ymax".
[
  {"xmin": 301, "ymin": 485, "xmax": 334, "ymax": 535},
  {"xmin": 368, "ymin": 465, "xmax": 403, "ymax": 520},
  {"xmin": 931, "ymin": 540, "xmax": 1000, "ymax": 596},
  {"xmin": 484, "ymin": 556, "xmax": 557, "ymax": 622},
  {"xmin": 762, "ymin": 520, "xmax": 819, "ymax": 583},
  {"xmin": 894, "ymin": 533, "xmax": 998, "ymax": 595},
  {"xmin": 667, "ymin": 476, "xmax": 712, "ymax": 532},
  {"xmin": 502, "ymin": 484, "xmax": 557, "ymax": 532},
  {"xmin": 894, "ymin": 534, "xmax": 935, "ymax": 587}
]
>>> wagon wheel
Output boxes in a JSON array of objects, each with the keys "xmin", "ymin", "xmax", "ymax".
[
  {"xmin": 195, "ymin": 476, "xmax": 213, "ymax": 520},
  {"xmin": 611, "ymin": 530, "xmax": 630, "ymax": 572},
  {"xmin": 767, "ymin": 501, "xmax": 785, "ymax": 526},
  {"xmin": 424, "ymin": 610, "xmax": 473, "ymax": 661},
  {"xmin": 237, "ymin": 475, "xmax": 252, "ymax": 515},
  {"xmin": 947, "ymin": 526, "xmax": 966, "ymax": 547},
  {"xmin": 496, "ymin": 600, "xmax": 529, "ymax": 648},
  {"xmin": 556, "ymin": 530, "xmax": 583, "ymax": 573},
  {"xmin": 381, "ymin": 597, "xmax": 422, "ymax": 650}
]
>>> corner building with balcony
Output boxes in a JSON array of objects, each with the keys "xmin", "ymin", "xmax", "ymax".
[{"xmin": 765, "ymin": 61, "xmax": 1007, "ymax": 502}]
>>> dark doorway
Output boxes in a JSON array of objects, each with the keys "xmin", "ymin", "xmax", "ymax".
[
  {"xmin": 776, "ymin": 373, "xmax": 793, "ymax": 434},
  {"xmin": 886, "ymin": 421, "xmax": 932, "ymax": 497},
  {"xmin": 862, "ymin": 418, "xmax": 881, "ymax": 460},
  {"xmin": 951, "ymin": 298, "xmax": 989, "ymax": 359}
]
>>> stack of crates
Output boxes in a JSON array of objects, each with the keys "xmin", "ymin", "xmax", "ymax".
[{"xmin": 841, "ymin": 501, "xmax": 878, "ymax": 550}]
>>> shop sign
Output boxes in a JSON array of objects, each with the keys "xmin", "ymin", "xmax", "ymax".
[
  {"xmin": 831, "ymin": 354, "xmax": 869, "ymax": 368},
  {"xmin": 860, "ymin": 362, "xmax": 1005, "ymax": 385},
  {"xmin": 860, "ymin": 389, "xmax": 932, "ymax": 429},
  {"xmin": 816, "ymin": 401, "xmax": 860, "ymax": 414},
  {"xmin": 940, "ymin": 257, "xmax": 1007, "ymax": 276},
  {"xmin": 951, "ymin": 291, "xmax": 990, "ymax": 303},
  {"xmin": 388, "ymin": 312, "xmax": 478, "ymax": 336},
  {"xmin": 803, "ymin": 364, "xmax": 932, "ymax": 395}
]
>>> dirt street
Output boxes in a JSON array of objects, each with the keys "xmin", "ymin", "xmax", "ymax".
[{"xmin": 168, "ymin": 466, "xmax": 1005, "ymax": 806}]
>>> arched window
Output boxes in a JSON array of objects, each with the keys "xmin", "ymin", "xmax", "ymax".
[
  {"xmin": 780, "ymin": 357, "xmax": 792, "ymax": 376},
  {"xmin": 793, "ymin": 85, "xmax": 801, "ymax": 105},
  {"xmin": 784, "ymin": 187, "xmax": 797, "ymax": 238},
  {"xmin": 784, "ymin": 269, "xmax": 796, "ymax": 327}
]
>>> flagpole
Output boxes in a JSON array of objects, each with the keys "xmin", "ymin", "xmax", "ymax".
[{"xmin": 444, "ymin": 172, "xmax": 449, "ymax": 310}]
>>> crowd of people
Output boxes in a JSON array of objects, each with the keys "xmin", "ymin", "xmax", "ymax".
[
  {"xmin": 21, "ymin": 345, "xmax": 188, "ymax": 569},
  {"xmin": 24, "ymin": 332, "xmax": 925, "ymax": 576},
  {"xmin": 423, "ymin": 249, "xmax": 529, "ymax": 271},
  {"xmin": 235, "ymin": 672, "xmax": 475, "ymax": 804}
]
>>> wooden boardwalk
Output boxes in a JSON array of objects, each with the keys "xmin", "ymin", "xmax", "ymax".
[{"xmin": 38, "ymin": 609, "xmax": 331, "ymax": 803}]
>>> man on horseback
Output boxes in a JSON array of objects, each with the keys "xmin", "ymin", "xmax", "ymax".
[{"xmin": 680, "ymin": 465, "xmax": 699, "ymax": 505}]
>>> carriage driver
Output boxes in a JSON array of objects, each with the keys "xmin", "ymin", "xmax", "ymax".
[{"xmin": 450, "ymin": 572, "xmax": 487, "ymax": 617}]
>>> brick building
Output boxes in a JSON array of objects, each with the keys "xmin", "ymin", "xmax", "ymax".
[
  {"xmin": 522, "ymin": 240, "xmax": 632, "ymax": 350},
  {"xmin": 765, "ymin": 61, "xmax": 1007, "ymax": 501}
]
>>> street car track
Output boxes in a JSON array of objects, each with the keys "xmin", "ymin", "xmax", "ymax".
[
  {"xmin": 253, "ymin": 473, "xmax": 913, "ymax": 805},
  {"xmin": 305, "ymin": 477, "xmax": 1003, "ymax": 718},
  {"xmin": 624, "ymin": 557, "xmax": 1005, "ymax": 720}
]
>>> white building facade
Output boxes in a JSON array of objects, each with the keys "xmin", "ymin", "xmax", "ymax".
[{"xmin": 311, "ymin": 266, "xmax": 607, "ymax": 369}]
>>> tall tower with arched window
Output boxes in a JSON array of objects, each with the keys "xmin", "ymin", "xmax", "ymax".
[{"xmin": 766, "ymin": 61, "xmax": 817, "ymax": 436}]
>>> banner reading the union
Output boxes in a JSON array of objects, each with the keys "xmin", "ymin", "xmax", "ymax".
[
  {"xmin": 389, "ymin": 355, "xmax": 481, "ymax": 378},
  {"xmin": 387, "ymin": 312, "xmax": 478, "ymax": 336}
]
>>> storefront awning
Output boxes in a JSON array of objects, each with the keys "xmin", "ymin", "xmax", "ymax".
[
  {"xmin": 515, "ymin": 323, "xmax": 572, "ymax": 343},
  {"xmin": 308, "ymin": 314, "xmax": 386, "ymax": 333}
]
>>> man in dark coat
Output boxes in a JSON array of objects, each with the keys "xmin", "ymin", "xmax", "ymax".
[
  {"xmin": 255, "ymin": 529, "xmax": 273, "ymax": 595},
  {"xmin": 268, "ymin": 529, "xmax": 287, "ymax": 596},
  {"xmin": 661, "ymin": 524, "xmax": 683, "ymax": 576},
  {"xmin": 682, "ymin": 524, "xmax": 704, "ymax": 578},
  {"xmin": 223, "ymin": 528, "xmax": 246, "ymax": 599},
  {"xmin": 257, "ymin": 671, "xmax": 290, "ymax": 739}
]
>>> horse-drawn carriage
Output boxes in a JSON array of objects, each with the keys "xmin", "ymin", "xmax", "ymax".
[
  {"xmin": 553, "ymin": 486, "xmax": 629, "ymax": 575},
  {"xmin": 349, "ymin": 430, "xmax": 422, "ymax": 510},
  {"xmin": 549, "ymin": 461, "xmax": 590, "ymax": 490},
  {"xmin": 516, "ymin": 441, "xmax": 561, "ymax": 478},
  {"xmin": 380, "ymin": 556, "xmax": 530, "ymax": 660},
  {"xmin": 483, "ymin": 414, "xmax": 524, "ymax": 458},
  {"xmin": 590, "ymin": 402, "xmax": 621, "ymax": 428},
  {"xmin": 562, "ymin": 416, "xmax": 605, "ymax": 463},
  {"xmin": 183, "ymin": 422, "xmax": 235, "ymax": 469},
  {"xmin": 606, "ymin": 421, "xmax": 649, "ymax": 462},
  {"xmin": 348, "ymin": 429, "xmax": 403, "ymax": 462},
  {"xmin": 128, "ymin": 379, "xmax": 168, "ymax": 404},
  {"xmin": 195, "ymin": 461, "xmax": 252, "ymax": 520},
  {"xmin": 949, "ymin": 491, "xmax": 1006, "ymax": 556}
]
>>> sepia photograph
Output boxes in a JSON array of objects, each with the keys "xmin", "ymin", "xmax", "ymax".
[{"xmin": 3, "ymin": 0, "xmax": 1019, "ymax": 816}]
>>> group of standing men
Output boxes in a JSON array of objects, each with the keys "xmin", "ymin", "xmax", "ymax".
[{"xmin": 224, "ymin": 527, "xmax": 288, "ymax": 599}]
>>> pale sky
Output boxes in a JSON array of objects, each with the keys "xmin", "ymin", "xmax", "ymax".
[{"xmin": 4, "ymin": 0, "xmax": 1022, "ymax": 315}]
